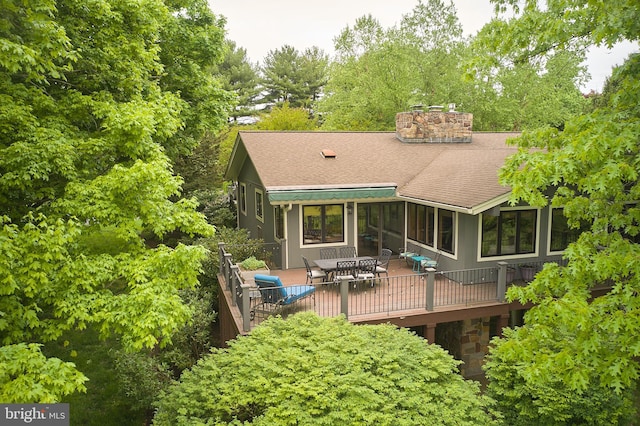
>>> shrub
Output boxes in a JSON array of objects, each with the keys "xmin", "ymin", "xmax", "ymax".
[{"xmin": 154, "ymin": 312, "xmax": 498, "ymax": 425}]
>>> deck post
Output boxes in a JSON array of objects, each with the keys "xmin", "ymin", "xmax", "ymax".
[
  {"xmin": 230, "ymin": 264, "xmax": 240, "ymax": 306},
  {"xmin": 425, "ymin": 268, "xmax": 436, "ymax": 311},
  {"xmin": 224, "ymin": 253, "xmax": 233, "ymax": 290},
  {"xmin": 218, "ymin": 242, "xmax": 226, "ymax": 275},
  {"xmin": 340, "ymin": 279, "xmax": 349, "ymax": 318},
  {"xmin": 241, "ymin": 283, "xmax": 251, "ymax": 332},
  {"xmin": 497, "ymin": 261, "xmax": 508, "ymax": 302},
  {"xmin": 426, "ymin": 323, "xmax": 437, "ymax": 343}
]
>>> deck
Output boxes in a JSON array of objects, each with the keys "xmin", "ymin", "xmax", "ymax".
[{"xmin": 219, "ymin": 256, "xmax": 524, "ymax": 342}]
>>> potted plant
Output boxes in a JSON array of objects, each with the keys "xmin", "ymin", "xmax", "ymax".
[
  {"xmin": 237, "ymin": 256, "xmax": 270, "ymax": 285},
  {"xmin": 519, "ymin": 264, "xmax": 536, "ymax": 282}
]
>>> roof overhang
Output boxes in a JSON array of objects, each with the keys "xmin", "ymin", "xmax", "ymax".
[
  {"xmin": 396, "ymin": 191, "xmax": 513, "ymax": 215},
  {"xmin": 267, "ymin": 184, "xmax": 397, "ymax": 203}
]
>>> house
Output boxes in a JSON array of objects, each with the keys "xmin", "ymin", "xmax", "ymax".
[{"xmin": 225, "ymin": 107, "xmax": 574, "ymax": 271}]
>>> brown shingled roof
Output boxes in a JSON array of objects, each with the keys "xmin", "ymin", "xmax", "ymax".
[{"xmin": 228, "ymin": 130, "xmax": 521, "ymax": 212}]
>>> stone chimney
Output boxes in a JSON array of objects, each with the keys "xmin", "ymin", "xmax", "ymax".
[{"xmin": 395, "ymin": 105, "xmax": 473, "ymax": 143}]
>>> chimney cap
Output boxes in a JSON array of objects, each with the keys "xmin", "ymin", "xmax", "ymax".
[{"xmin": 428, "ymin": 105, "xmax": 444, "ymax": 112}]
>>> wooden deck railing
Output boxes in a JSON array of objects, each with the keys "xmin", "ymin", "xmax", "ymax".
[{"xmin": 218, "ymin": 243, "xmax": 524, "ymax": 331}]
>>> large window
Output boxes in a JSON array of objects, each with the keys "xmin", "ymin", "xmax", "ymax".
[
  {"xmin": 407, "ymin": 203, "xmax": 434, "ymax": 246},
  {"xmin": 549, "ymin": 208, "xmax": 586, "ymax": 252},
  {"xmin": 482, "ymin": 209, "xmax": 536, "ymax": 257},
  {"xmin": 303, "ymin": 204, "xmax": 344, "ymax": 244}
]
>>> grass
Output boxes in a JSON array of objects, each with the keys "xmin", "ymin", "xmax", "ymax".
[{"xmin": 43, "ymin": 327, "xmax": 148, "ymax": 426}]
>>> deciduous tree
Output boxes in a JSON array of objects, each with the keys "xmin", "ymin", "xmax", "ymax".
[
  {"xmin": 0, "ymin": 0, "xmax": 230, "ymax": 402},
  {"xmin": 479, "ymin": 0, "xmax": 640, "ymax": 420}
]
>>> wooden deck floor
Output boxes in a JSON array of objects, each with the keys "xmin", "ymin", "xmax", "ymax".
[{"xmin": 245, "ymin": 258, "xmax": 508, "ymax": 328}]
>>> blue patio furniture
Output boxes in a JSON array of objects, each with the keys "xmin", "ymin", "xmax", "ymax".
[
  {"xmin": 399, "ymin": 247, "xmax": 419, "ymax": 266},
  {"xmin": 251, "ymin": 275, "xmax": 315, "ymax": 319}
]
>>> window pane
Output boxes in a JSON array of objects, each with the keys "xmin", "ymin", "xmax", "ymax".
[
  {"xmin": 408, "ymin": 204, "xmax": 417, "ymax": 240},
  {"xmin": 500, "ymin": 211, "xmax": 517, "ymax": 255},
  {"xmin": 417, "ymin": 205, "xmax": 426, "ymax": 243},
  {"xmin": 303, "ymin": 206, "xmax": 322, "ymax": 244},
  {"xmin": 275, "ymin": 206, "xmax": 284, "ymax": 239},
  {"xmin": 426, "ymin": 206, "xmax": 435, "ymax": 246},
  {"xmin": 255, "ymin": 191, "xmax": 263, "ymax": 220},
  {"xmin": 517, "ymin": 210, "xmax": 536, "ymax": 253},
  {"xmin": 240, "ymin": 184, "xmax": 247, "ymax": 214},
  {"xmin": 550, "ymin": 208, "xmax": 585, "ymax": 251},
  {"xmin": 438, "ymin": 209, "xmax": 455, "ymax": 254},
  {"xmin": 482, "ymin": 215, "xmax": 498, "ymax": 256},
  {"xmin": 324, "ymin": 205, "xmax": 344, "ymax": 243}
]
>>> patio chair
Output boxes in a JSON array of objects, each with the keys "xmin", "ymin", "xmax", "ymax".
[
  {"xmin": 399, "ymin": 247, "xmax": 419, "ymax": 266},
  {"xmin": 420, "ymin": 251, "xmax": 440, "ymax": 271},
  {"xmin": 251, "ymin": 274, "xmax": 315, "ymax": 319},
  {"xmin": 302, "ymin": 256, "xmax": 327, "ymax": 284},
  {"xmin": 339, "ymin": 246, "xmax": 357, "ymax": 258},
  {"xmin": 333, "ymin": 260, "xmax": 356, "ymax": 287},
  {"xmin": 375, "ymin": 248, "xmax": 393, "ymax": 277},
  {"xmin": 320, "ymin": 247, "xmax": 338, "ymax": 259},
  {"xmin": 356, "ymin": 258, "xmax": 377, "ymax": 287}
]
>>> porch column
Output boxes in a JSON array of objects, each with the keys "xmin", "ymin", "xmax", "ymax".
[
  {"xmin": 497, "ymin": 261, "xmax": 508, "ymax": 302},
  {"xmin": 340, "ymin": 279, "xmax": 349, "ymax": 319},
  {"xmin": 426, "ymin": 323, "xmax": 437, "ymax": 343},
  {"xmin": 425, "ymin": 268, "xmax": 436, "ymax": 311},
  {"xmin": 241, "ymin": 284, "xmax": 251, "ymax": 332},
  {"xmin": 497, "ymin": 313, "xmax": 510, "ymax": 337}
]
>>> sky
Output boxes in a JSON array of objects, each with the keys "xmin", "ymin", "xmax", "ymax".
[{"xmin": 208, "ymin": 0, "xmax": 638, "ymax": 93}]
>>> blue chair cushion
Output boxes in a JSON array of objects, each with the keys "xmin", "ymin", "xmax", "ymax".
[{"xmin": 254, "ymin": 274, "xmax": 315, "ymax": 306}]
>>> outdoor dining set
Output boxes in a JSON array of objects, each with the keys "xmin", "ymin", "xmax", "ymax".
[{"xmin": 302, "ymin": 247, "xmax": 393, "ymax": 288}]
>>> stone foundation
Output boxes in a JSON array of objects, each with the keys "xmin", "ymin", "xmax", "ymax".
[
  {"xmin": 459, "ymin": 317, "xmax": 491, "ymax": 377},
  {"xmin": 395, "ymin": 109, "xmax": 473, "ymax": 143}
]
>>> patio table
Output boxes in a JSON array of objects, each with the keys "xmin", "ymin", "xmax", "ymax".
[{"xmin": 313, "ymin": 256, "xmax": 374, "ymax": 274}]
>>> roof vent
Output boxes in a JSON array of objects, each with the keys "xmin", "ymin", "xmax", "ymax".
[{"xmin": 321, "ymin": 149, "xmax": 336, "ymax": 158}]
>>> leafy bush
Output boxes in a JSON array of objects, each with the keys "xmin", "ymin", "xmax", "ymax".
[
  {"xmin": 239, "ymin": 256, "xmax": 267, "ymax": 270},
  {"xmin": 112, "ymin": 286, "xmax": 216, "ymax": 413},
  {"xmin": 484, "ymin": 327, "xmax": 637, "ymax": 425},
  {"xmin": 154, "ymin": 312, "xmax": 498, "ymax": 425}
]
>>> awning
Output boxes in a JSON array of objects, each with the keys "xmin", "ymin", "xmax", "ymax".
[{"xmin": 267, "ymin": 186, "xmax": 397, "ymax": 203}]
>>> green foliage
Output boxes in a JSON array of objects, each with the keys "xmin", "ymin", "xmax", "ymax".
[
  {"xmin": 43, "ymin": 328, "xmax": 147, "ymax": 425},
  {"xmin": 257, "ymin": 102, "xmax": 319, "ymax": 130},
  {"xmin": 261, "ymin": 45, "xmax": 329, "ymax": 108},
  {"xmin": 0, "ymin": 343, "xmax": 87, "ymax": 403},
  {"xmin": 111, "ymin": 349, "xmax": 172, "ymax": 412},
  {"xmin": 154, "ymin": 312, "xmax": 497, "ymax": 425},
  {"xmin": 239, "ymin": 256, "xmax": 267, "ymax": 271},
  {"xmin": 216, "ymin": 40, "xmax": 262, "ymax": 121},
  {"xmin": 320, "ymin": 3, "xmax": 466, "ymax": 131},
  {"xmin": 0, "ymin": 0, "xmax": 230, "ymax": 402},
  {"xmin": 481, "ymin": 0, "xmax": 640, "ymax": 419},
  {"xmin": 485, "ymin": 328, "xmax": 637, "ymax": 425}
]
